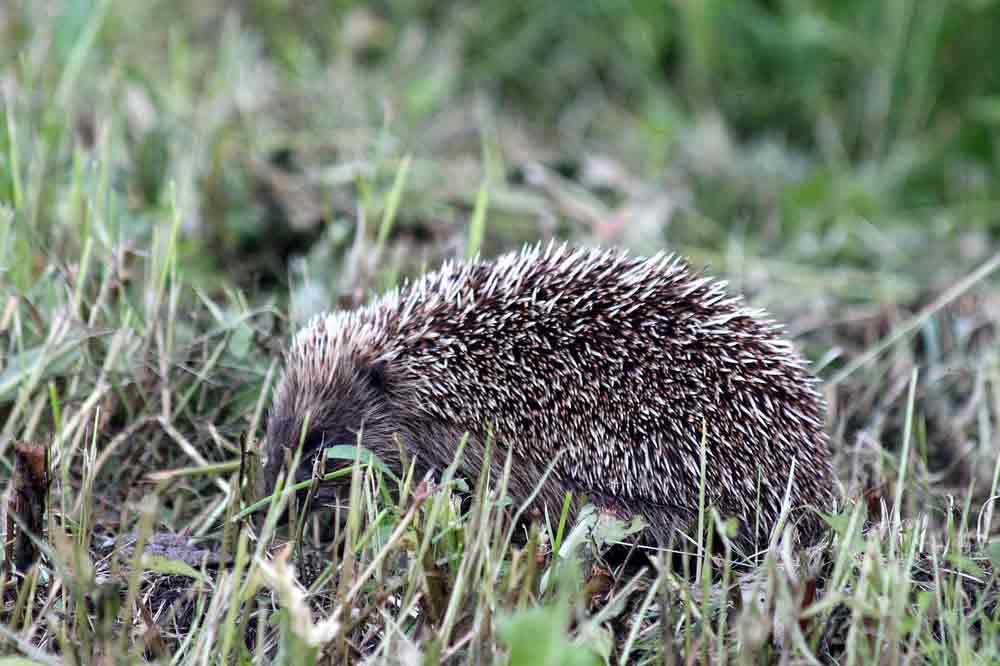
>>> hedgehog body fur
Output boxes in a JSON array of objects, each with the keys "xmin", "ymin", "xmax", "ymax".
[{"xmin": 264, "ymin": 243, "xmax": 836, "ymax": 551}]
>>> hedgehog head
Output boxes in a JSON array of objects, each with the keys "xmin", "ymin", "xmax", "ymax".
[{"xmin": 263, "ymin": 314, "xmax": 401, "ymax": 505}]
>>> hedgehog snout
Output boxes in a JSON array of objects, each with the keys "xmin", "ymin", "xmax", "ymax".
[{"xmin": 264, "ymin": 401, "xmax": 385, "ymax": 498}]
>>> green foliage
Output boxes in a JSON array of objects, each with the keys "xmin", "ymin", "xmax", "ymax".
[{"xmin": 498, "ymin": 606, "xmax": 602, "ymax": 666}]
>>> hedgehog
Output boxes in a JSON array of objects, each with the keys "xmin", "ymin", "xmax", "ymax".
[{"xmin": 263, "ymin": 243, "xmax": 836, "ymax": 552}]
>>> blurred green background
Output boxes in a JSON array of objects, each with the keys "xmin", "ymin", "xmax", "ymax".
[{"xmin": 5, "ymin": 0, "xmax": 1000, "ymax": 313}]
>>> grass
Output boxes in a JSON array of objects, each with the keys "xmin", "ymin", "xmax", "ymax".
[{"xmin": 2, "ymin": 0, "xmax": 1000, "ymax": 663}]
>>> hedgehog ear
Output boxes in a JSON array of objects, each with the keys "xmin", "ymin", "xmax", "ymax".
[{"xmin": 366, "ymin": 360, "xmax": 389, "ymax": 394}]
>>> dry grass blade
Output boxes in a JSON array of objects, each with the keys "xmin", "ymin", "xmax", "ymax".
[{"xmin": 828, "ymin": 251, "xmax": 1000, "ymax": 387}]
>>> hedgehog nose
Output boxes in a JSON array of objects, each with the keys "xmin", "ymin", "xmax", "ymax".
[{"xmin": 256, "ymin": 472, "xmax": 305, "ymax": 528}]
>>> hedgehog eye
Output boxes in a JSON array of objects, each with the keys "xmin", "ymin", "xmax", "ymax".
[
  {"xmin": 303, "ymin": 426, "xmax": 361, "ymax": 456},
  {"xmin": 302, "ymin": 430, "xmax": 330, "ymax": 456},
  {"xmin": 366, "ymin": 360, "xmax": 388, "ymax": 393}
]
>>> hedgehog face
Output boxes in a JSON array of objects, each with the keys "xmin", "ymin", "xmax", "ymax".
[{"xmin": 263, "ymin": 357, "xmax": 401, "ymax": 507}]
